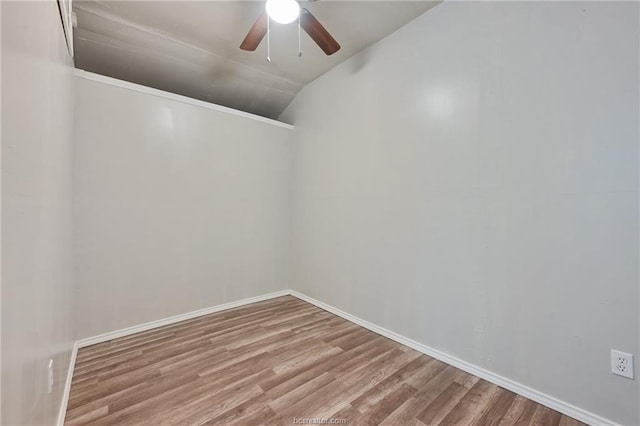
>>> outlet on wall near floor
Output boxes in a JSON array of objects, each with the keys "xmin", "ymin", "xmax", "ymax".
[
  {"xmin": 611, "ymin": 350, "xmax": 634, "ymax": 379},
  {"xmin": 47, "ymin": 359, "xmax": 54, "ymax": 393}
]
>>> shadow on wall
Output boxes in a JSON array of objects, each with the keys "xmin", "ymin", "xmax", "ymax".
[{"xmin": 347, "ymin": 50, "xmax": 371, "ymax": 75}]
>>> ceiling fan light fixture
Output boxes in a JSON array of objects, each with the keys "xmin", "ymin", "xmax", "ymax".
[{"xmin": 265, "ymin": 0, "xmax": 300, "ymax": 24}]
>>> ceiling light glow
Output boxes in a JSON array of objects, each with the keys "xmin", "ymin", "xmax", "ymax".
[{"xmin": 265, "ymin": 0, "xmax": 300, "ymax": 24}]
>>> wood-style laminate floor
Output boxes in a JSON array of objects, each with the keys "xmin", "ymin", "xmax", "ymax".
[{"xmin": 66, "ymin": 296, "xmax": 585, "ymax": 426}]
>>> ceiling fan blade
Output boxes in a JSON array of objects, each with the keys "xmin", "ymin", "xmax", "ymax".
[
  {"xmin": 240, "ymin": 11, "xmax": 268, "ymax": 51},
  {"xmin": 300, "ymin": 8, "xmax": 340, "ymax": 55}
]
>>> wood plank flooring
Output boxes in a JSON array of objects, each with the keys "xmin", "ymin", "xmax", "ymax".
[{"xmin": 66, "ymin": 296, "xmax": 585, "ymax": 425}]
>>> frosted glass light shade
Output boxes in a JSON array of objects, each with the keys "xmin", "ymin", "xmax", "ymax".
[{"xmin": 265, "ymin": 0, "xmax": 300, "ymax": 24}]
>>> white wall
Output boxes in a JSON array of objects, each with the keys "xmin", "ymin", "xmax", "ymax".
[
  {"xmin": 74, "ymin": 75, "xmax": 293, "ymax": 339},
  {"xmin": 281, "ymin": 2, "xmax": 639, "ymax": 424},
  {"xmin": 1, "ymin": 1, "xmax": 76, "ymax": 424}
]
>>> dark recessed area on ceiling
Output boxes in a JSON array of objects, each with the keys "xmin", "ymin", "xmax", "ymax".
[{"xmin": 73, "ymin": 1, "xmax": 440, "ymax": 120}]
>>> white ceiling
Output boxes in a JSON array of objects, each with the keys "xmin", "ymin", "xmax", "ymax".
[{"xmin": 73, "ymin": 1, "xmax": 440, "ymax": 119}]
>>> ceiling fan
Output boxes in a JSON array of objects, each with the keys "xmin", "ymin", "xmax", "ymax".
[{"xmin": 240, "ymin": 0, "xmax": 340, "ymax": 56}]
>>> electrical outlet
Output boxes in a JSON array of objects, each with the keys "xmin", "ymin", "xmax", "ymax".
[
  {"xmin": 611, "ymin": 350, "xmax": 634, "ymax": 379},
  {"xmin": 47, "ymin": 359, "xmax": 54, "ymax": 393}
]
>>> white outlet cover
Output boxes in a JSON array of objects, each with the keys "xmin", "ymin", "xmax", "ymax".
[
  {"xmin": 47, "ymin": 359, "xmax": 54, "ymax": 393},
  {"xmin": 611, "ymin": 350, "xmax": 634, "ymax": 379}
]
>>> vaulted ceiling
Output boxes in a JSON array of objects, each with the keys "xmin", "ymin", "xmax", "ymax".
[{"xmin": 73, "ymin": 1, "xmax": 440, "ymax": 119}]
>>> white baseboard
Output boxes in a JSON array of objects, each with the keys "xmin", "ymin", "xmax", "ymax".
[
  {"xmin": 288, "ymin": 290, "xmax": 616, "ymax": 426},
  {"xmin": 58, "ymin": 289, "xmax": 617, "ymax": 426},
  {"xmin": 76, "ymin": 290, "xmax": 290, "ymax": 348},
  {"xmin": 57, "ymin": 341, "xmax": 78, "ymax": 426}
]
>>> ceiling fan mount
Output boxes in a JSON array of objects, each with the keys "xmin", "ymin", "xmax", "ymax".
[{"xmin": 240, "ymin": 0, "xmax": 340, "ymax": 56}]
